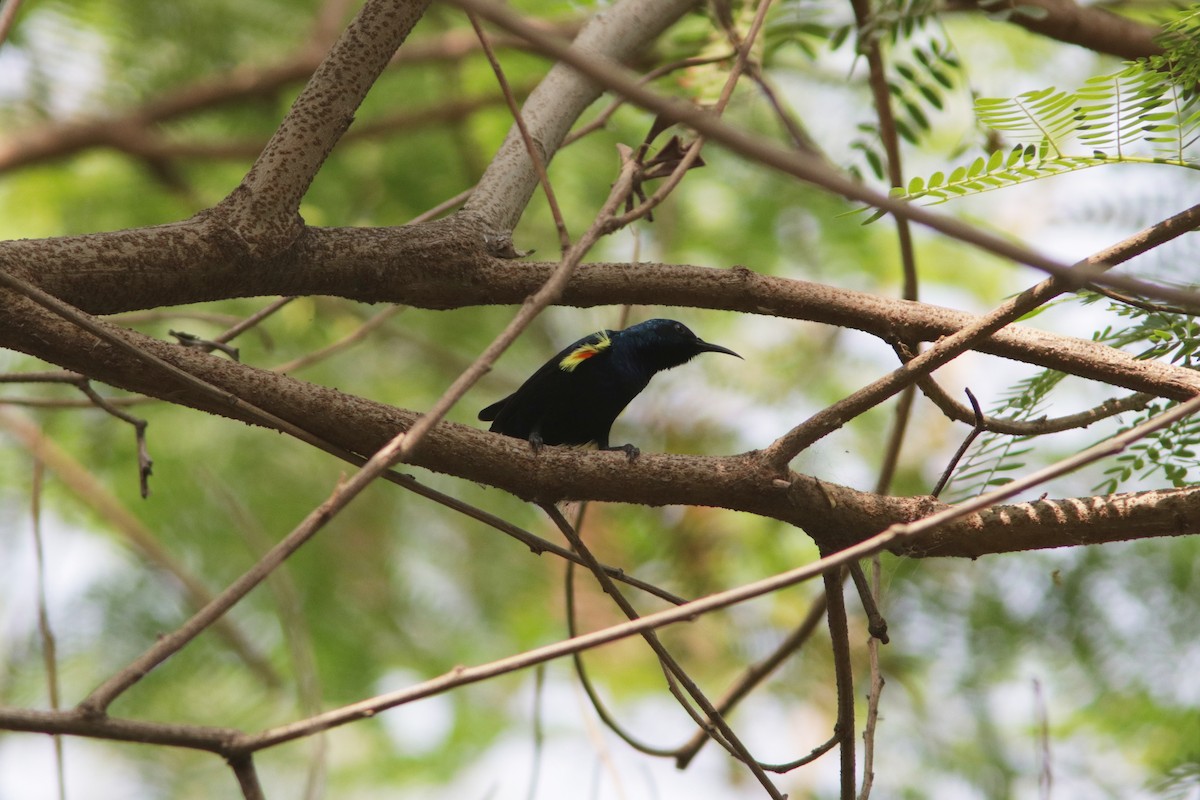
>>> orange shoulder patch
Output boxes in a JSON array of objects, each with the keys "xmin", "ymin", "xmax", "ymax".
[{"xmin": 558, "ymin": 330, "xmax": 612, "ymax": 372}]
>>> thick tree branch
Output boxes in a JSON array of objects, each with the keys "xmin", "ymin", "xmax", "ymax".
[
  {"xmin": 948, "ymin": 0, "xmax": 1162, "ymax": 61},
  {"xmin": 212, "ymin": 0, "xmax": 434, "ymax": 255},
  {"xmin": 760, "ymin": 194, "xmax": 1198, "ymax": 467},
  {"xmin": 453, "ymin": 0, "xmax": 1082, "ymax": 280},
  {"xmin": 462, "ymin": 0, "xmax": 700, "ymax": 236},
  {"xmin": 4, "ymin": 214, "xmax": 1200, "ymax": 403},
  {"xmin": 1, "ymin": 295, "xmax": 1195, "ymax": 558}
]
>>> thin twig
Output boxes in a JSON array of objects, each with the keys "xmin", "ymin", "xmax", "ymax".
[
  {"xmin": 410, "ymin": 186, "xmax": 475, "ymax": 224},
  {"xmin": 229, "ymin": 753, "xmax": 266, "ymax": 800},
  {"xmin": 30, "ymin": 456, "xmax": 68, "ymax": 800},
  {"xmin": 467, "ymin": 11, "xmax": 571, "ymax": 252},
  {"xmin": 0, "ymin": 370, "xmax": 155, "ymax": 496},
  {"xmin": 675, "ymin": 588, "xmax": 829, "ymax": 766},
  {"xmin": 236, "ymin": 390, "xmax": 1200, "ymax": 754},
  {"xmin": 847, "ymin": 563, "xmax": 888, "ymax": 643},
  {"xmin": 565, "ymin": 553, "xmax": 681, "ymax": 758},
  {"xmin": 541, "ymin": 505, "xmax": 784, "ymax": 799},
  {"xmin": 74, "ymin": 380, "xmax": 153, "ymax": 498},
  {"xmin": 857, "ymin": 556, "xmax": 886, "ymax": 800},
  {"xmin": 932, "ymin": 388, "xmax": 986, "ymax": 499},
  {"xmin": 892, "ymin": 340, "xmax": 1154, "ymax": 436},
  {"xmin": 850, "ymin": 0, "xmax": 919, "ymax": 302},
  {"xmin": 390, "ymin": 470, "xmax": 683, "ymax": 602},
  {"xmin": 170, "ymin": 330, "xmax": 240, "ymax": 360},
  {"xmin": 561, "ymin": 53, "xmax": 737, "ymax": 148},
  {"xmin": 0, "ymin": 371, "xmax": 145, "ymax": 408},
  {"xmin": 215, "ymin": 297, "xmax": 296, "ymax": 345},
  {"xmin": 271, "ymin": 306, "xmax": 404, "ymax": 374},
  {"xmin": 823, "ymin": 566, "xmax": 857, "ymax": 800},
  {"xmin": 1086, "ymin": 284, "xmax": 1196, "ymax": 317},
  {"xmin": 758, "ymin": 733, "xmax": 839, "ymax": 772},
  {"xmin": 743, "ymin": 62, "xmax": 823, "ymax": 155}
]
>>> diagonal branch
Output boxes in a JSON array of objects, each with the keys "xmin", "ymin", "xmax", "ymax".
[
  {"xmin": 451, "ymin": 0, "xmax": 1077, "ymax": 278},
  {"xmin": 542, "ymin": 504, "xmax": 784, "ymax": 798},
  {"xmin": 6, "ymin": 209, "xmax": 1200, "ymax": 402},
  {"xmin": 2, "ymin": 289, "xmax": 1196, "ymax": 559},
  {"xmin": 461, "ymin": 0, "xmax": 699, "ymax": 236},
  {"xmin": 760, "ymin": 200, "xmax": 1200, "ymax": 469},
  {"xmin": 213, "ymin": 0, "xmax": 434, "ymax": 255}
]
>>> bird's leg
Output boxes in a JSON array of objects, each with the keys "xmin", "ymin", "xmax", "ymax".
[
  {"xmin": 528, "ymin": 430, "xmax": 545, "ymax": 453},
  {"xmin": 604, "ymin": 443, "xmax": 641, "ymax": 462}
]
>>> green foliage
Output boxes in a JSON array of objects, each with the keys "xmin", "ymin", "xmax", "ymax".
[
  {"xmin": 765, "ymin": 0, "xmax": 967, "ymax": 182},
  {"xmin": 949, "ymin": 293, "xmax": 1200, "ymax": 499},
  {"xmin": 851, "ymin": 39, "xmax": 966, "ymax": 183},
  {"xmin": 1081, "ymin": 294, "xmax": 1200, "ymax": 493},
  {"xmin": 1094, "ymin": 399, "xmax": 1200, "ymax": 493},
  {"xmin": 897, "ymin": 8, "xmax": 1200, "ymax": 206},
  {"xmin": 902, "ymin": 68, "xmax": 1198, "ymax": 204},
  {"xmin": 2, "ymin": 0, "xmax": 1199, "ymax": 798},
  {"xmin": 1150, "ymin": 6, "xmax": 1200, "ymax": 91}
]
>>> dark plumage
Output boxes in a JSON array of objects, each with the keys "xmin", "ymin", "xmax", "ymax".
[{"xmin": 479, "ymin": 318, "xmax": 740, "ymax": 455}]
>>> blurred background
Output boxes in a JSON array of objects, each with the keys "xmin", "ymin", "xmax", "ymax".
[{"xmin": 1, "ymin": 0, "xmax": 1198, "ymax": 797}]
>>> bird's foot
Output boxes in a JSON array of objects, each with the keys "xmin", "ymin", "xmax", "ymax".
[
  {"xmin": 605, "ymin": 443, "xmax": 640, "ymax": 462},
  {"xmin": 528, "ymin": 433, "xmax": 545, "ymax": 453}
]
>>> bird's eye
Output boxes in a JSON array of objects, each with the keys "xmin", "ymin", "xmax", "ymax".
[{"xmin": 673, "ymin": 322, "xmax": 684, "ymax": 332}]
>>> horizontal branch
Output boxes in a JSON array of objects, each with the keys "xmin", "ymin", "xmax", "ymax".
[
  {"xmin": 5, "ymin": 215, "xmax": 1198, "ymax": 401},
  {"xmin": 1, "ymin": 296, "xmax": 1195, "ymax": 557},
  {"xmin": 0, "ymin": 706, "xmax": 238, "ymax": 753},
  {"xmin": 947, "ymin": 0, "xmax": 1162, "ymax": 61}
]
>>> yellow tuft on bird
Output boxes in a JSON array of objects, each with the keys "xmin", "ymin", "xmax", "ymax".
[{"xmin": 558, "ymin": 330, "xmax": 612, "ymax": 372}]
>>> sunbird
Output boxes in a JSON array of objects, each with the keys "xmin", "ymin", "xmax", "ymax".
[{"xmin": 479, "ymin": 318, "xmax": 741, "ymax": 457}]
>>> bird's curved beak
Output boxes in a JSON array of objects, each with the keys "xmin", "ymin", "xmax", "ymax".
[{"xmin": 696, "ymin": 339, "xmax": 742, "ymax": 359}]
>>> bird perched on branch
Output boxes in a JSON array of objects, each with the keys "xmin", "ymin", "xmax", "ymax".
[{"xmin": 479, "ymin": 318, "xmax": 741, "ymax": 458}]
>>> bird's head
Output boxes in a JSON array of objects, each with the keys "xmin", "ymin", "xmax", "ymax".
[{"xmin": 618, "ymin": 318, "xmax": 741, "ymax": 372}]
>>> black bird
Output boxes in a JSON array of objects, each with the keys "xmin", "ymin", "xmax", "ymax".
[{"xmin": 479, "ymin": 318, "xmax": 740, "ymax": 456}]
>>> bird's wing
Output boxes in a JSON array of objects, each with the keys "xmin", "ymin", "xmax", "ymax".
[{"xmin": 479, "ymin": 330, "xmax": 615, "ymax": 427}]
